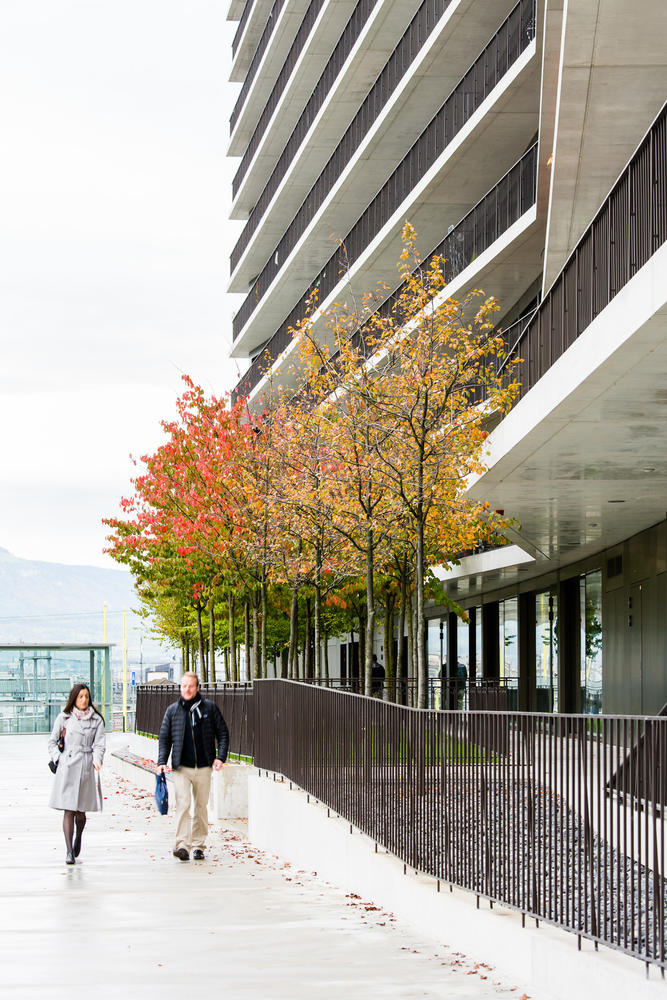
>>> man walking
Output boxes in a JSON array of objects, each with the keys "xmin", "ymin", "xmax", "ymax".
[{"xmin": 157, "ymin": 672, "xmax": 229, "ymax": 861}]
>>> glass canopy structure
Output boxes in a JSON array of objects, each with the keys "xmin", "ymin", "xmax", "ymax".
[{"xmin": 0, "ymin": 644, "xmax": 112, "ymax": 734}]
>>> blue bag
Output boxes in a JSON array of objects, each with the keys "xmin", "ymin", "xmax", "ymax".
[{"xmin": 154, "ymin": 772, "xmax": 169, "ymax": 815}]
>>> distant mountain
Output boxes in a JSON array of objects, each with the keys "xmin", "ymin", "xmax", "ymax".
[{"xmin": 0, "ymin": 549, "xmax": 171, "ymax": 669}]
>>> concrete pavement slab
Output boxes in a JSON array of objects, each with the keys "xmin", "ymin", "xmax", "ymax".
[{"xmin": 0, "ymin": 735, "xmax": 531, "ymax": 999}]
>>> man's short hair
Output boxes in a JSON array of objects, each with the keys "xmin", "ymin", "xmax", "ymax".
[{"xmin": 180, "ymin": 671, "xmax": 200, "ymax": 687}]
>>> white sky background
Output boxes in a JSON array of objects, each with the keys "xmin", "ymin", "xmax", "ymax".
[{"xmin": 0, "ymin": 1, "xmax": 245, "ymax": 569}]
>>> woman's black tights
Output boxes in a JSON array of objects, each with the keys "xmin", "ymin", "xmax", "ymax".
[{"xmin": 63, "ymin": 810, "xmax": 86, "ymax": 853}]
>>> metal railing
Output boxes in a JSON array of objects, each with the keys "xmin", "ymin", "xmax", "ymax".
[
  {"xmin": 232, "ymin": 142, "xmax": 537, "ymax": 402},
  {"xmin": 297, "ymin": 675, "xmax": 515, "ymax": 710},
  {"xmin": 232, "ymin": 0, "xmax": 449, "ymax": 260},
  {"xmin": 135, "ymin": 683, "xmax": 254, "ymax": 759},
  {"xmin": 496, "ymin": 100, "xmax": 667, "ymax": 400},
  {"xmin": 232, "ymin": 0, "xmax": 536, "ymax": 339},
  {"xmin": 233, "ymin": 0, "xmax": 378, "ymax": 204},
  {"xmin": 231, "ymin": 0, "xmax": 288, "ymax": 134},
  {"xmin": 254, "ymin": 679, "xmax": 667, "ymax": 969}
]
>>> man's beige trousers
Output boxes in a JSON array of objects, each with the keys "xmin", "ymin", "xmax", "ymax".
[{"xmin": 172, "ymin": 765, "xmax": 212, "ymax": 852}]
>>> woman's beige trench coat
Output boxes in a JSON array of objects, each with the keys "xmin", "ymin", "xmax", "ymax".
[{"xmin": 48, "ymin": 711, "xmax": 106, "ymax": 812}]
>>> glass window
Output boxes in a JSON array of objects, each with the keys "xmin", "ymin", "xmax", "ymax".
[
  {"xmin": 499, "ymin": 597, "xmax": 519, "ymax": 709},
  {"xmin": 536, "ymin": 590, "xmax": 558, "ymax": 712},
  {"xmin": 581, "ymin": 571, "xmax": 603, "ymax": 714},
  {"xmin": 427, "ymin": 618, "xmax": 445, "ymax": 709}
]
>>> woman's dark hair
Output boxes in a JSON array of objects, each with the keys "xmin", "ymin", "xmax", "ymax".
[{"xmin": 63, "ymin": 683, "xmax": 104, "ymax": 721}]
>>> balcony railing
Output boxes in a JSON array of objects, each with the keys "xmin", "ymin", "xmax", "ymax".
[
  {"xmin": 232, "ymin": 143, "xmax": 538, "ymax": 403},
  {"xmin": 232, "ymin": 0, "xmax": 451, "ymax": 263},
  {"xmin": 231, "ymin": 0, "xmax": 288, "ymax": 135},
  {"xmin": 232, "ymin": 0, "xmax": 255, "ymax": 58},
  {"xmin": 233, "ymin": 0, "xmax": 379, "ymax": 203},
  {"xmin": 496, "ymin": 101, "xmax": 667, "ymax": 400},
  {"xmin": 254, "ymin": 679, "xmax": 667, "ymax": 970},
  {"xmin": 233, "ymin": 0, "xmax": 536, "ymax": 339}
]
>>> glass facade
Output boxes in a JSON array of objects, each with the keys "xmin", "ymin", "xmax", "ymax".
[{"xmin": 0, "ymin": 645, "xmax": 112, "ymax": 734}]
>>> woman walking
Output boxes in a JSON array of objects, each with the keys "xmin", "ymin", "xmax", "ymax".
[{"xmin": 48, "ymin": 683, "xmax": 106, "ymax": 865}]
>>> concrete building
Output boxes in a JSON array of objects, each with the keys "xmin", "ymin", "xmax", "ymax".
[{"xmin": 225, "ymin": 0, "xmax": 667, "ymax": 714}]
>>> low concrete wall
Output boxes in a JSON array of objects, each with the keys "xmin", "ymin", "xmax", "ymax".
[
  {"xmin": 248, "ymin": 770, "xmax": 666, "ymax": 1000},
  {"xmin": 106, "ymin": 733, "xmax": 249, "ymax": 819}
]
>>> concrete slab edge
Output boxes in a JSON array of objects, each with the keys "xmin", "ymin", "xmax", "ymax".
[{"xmin": 248, "ymin": 770, "xmax": 666, "ymax": 1000}]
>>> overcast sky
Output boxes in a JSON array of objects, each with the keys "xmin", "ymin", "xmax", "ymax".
[{"xmin": 1, "ymin": 1, "xmax": 245, "ymax": 568}]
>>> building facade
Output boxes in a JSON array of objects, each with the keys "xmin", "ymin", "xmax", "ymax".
[{"xmin": 225, "ymin": 0, "xmax": 667, "ymax": 714}]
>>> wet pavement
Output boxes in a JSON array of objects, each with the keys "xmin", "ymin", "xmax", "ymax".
[{"xmin": 0, "ymin": 735, "xmax": 532, "ymax": 999}]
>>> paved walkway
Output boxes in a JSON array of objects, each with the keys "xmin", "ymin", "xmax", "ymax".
[{"xmin": 1, "ymin": 735, "xmax": 532, "ymax": 999}]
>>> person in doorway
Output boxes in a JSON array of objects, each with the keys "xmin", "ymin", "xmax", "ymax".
[
  {"xmin": 371, "ymin": 653, "xmax": 385, "ymax": 697},
  {"xmin": 157, "ymin": 672, "xmax": 229, "ymax": 862},
  {"xmin": 48, "ymin": 683, "xmax": 106, "ymax": 865}
]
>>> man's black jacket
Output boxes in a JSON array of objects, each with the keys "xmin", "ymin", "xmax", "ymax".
[{"xmin": 158, "ymin": 697, "xmax": 229, "ymax": 770}]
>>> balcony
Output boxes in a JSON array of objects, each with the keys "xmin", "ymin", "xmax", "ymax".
[
  {"xmin": 497, "ymin": 102, "xmax": 667, "ymax": 402},
  {"xmin": 232, "ymin": 0, "xmax": 537, "ymax": 348},
  {"xmin": 232, "ymin": 143, "xmax": 539, "ymax": 403},
  {"xmin": 231, "ymin": 0, "xmax": 274, "ymax": 83},
  {"xmin": 229, "ymin": 0, "xmax": 311, "ymax": 155},
  {"xmin": 231, "ymin": 0, "xmax": 453, "ymax": 267}
]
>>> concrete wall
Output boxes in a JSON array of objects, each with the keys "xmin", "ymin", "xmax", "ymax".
[
  {"xmin": 106, "ymin": 732, "xmax": 249, "ymax": 819},
  {"xmin": 603, "ymin": 518, "xmax": 667, "ymax": 715},
  {"xmin": 248, "ymin": 770, "xmax": 666, "ymax": 1000}
]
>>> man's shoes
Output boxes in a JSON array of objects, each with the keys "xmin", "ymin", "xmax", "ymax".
[
  {"xmin": 192, "ymin": 849, "xmax": 205, "ymax": 860},
  {"xmin": 65, "ymin": 851, "xmax": 75, "ymax": 865},
  {"xmin": 173, "ymin": 847, "xmax": 190, "ymax": 861},
  {"xmin": 73, "ymin": 836, "xmax": 82, "ymax": 858}
]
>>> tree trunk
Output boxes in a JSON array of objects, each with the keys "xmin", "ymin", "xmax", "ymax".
[
  {"xmin": 314, "ymin": 546, "xmax": 322, "ymax": 680},
  {"xmin": 289, "ymin": 584, "xmax": 299, "ymax": 680},
  {"xmin": 358, "ymin": 609, "xmax": 366, "ymax": 694},
  {"xmin": 252, "ymin": 592, "xmax": 260, "ymax": 680},
  {"xmin": 195, "ymin": 601, "xmax": 207, "ymax": 683},
  {"xmin": 304, "ymin": 598, "xmax": 312, "ymax": 679},
  {"xmin": 323, "ymin": 630, "xmax": 329, "ymax": 683},
  {"xmin": 244, "ymin": 600, "xmax": 250, "ymax": 682},
  {"xmin": 222, "ymin": 646, "xmax": 229, "ymax": 683},
  {"xmin": 280, "ymin": 646, "xmax": 288, "ymax": 679},
  {"xmin": 364, "ymin": 523, "xmax": 375, "ymax": 697},
  {"xmin": 181, "ymin": 637, "xmax": 187, "ymax": 672},
  {"xmin": 416, "ymin": 516, "xmax": 427, "ymax": 709},
  {"xmin": 260, "ymin": 575, "xmax": 267, "ymax": 680},
  {"xmin": 228, "ymin": 592, "xmax": 237, "ymax": 683},
  {"xmin": 406, "ymin": 589, "xmax": 415, "ymax": 707},
  {"xmin": 396, "ymin": 556, "xmax": 407, "ymax": 703},
  {"xmin": 209, "ymin": 601, "xmax": 216, "ymax": 684},
  {"xmin": 384, "ymin": 593, "xmax": 395, "ymax": 703}
]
